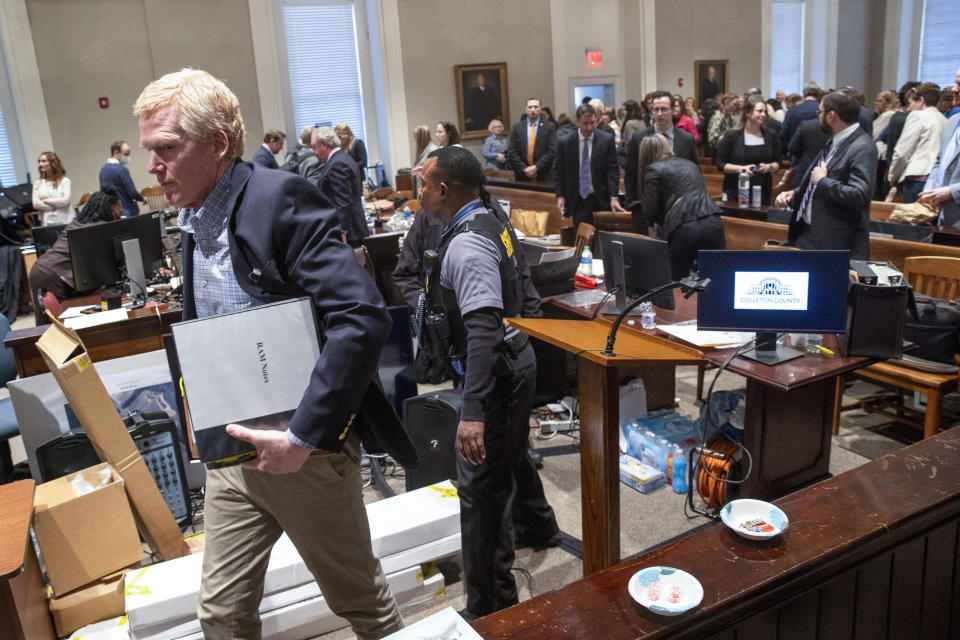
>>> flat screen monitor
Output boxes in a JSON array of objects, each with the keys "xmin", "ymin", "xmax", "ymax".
[
  {"xmin": 68, "ymin": 213, "xmax": 164, "ymax": 294},
  {"xmin": 598, "ymin": 230, "xmax": 675, "ymax": 312},
  {"xmin": 697, "ymin": 249, "xmax": 850, "ymax": 365}
]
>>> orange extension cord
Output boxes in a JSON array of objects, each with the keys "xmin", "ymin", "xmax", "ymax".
[{"xmin": 696, "ymin": 439, "xmax": 740, "ymax": 510}]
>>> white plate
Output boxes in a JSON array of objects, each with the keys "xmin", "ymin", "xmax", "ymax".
[
  {"xmin": 720, "ymin": 499, "xmax": 789, "ymax": 540},
  {"xmin": 627, "ymin": 566, "xmax": 703, "ymax": 616}
]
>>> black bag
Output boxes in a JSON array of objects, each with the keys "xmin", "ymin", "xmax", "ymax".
[
  {"xmin": 903, "ymin": 296, "xmax": 960, "ymax": 364},
  {"xmin": 844, "ymin": 283, "xmax": 910, "ymax": 359}
]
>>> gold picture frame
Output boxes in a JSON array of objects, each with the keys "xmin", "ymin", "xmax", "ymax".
[
  {"xmin": 455, "ymin": 62, "xmax": 510, "ymax": 140},
  {"xmin": 694, "ymin": 59, "xmax": 729, "ymax": 108}
]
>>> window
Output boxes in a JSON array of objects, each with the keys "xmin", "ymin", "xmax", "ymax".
[
  {"xmin": 0, "ymin": 105, "xmax": 15, "ymax": 186},
  {"xmin": 770, "ymin": 1, "xmax": 805, "ymax": 96},
  {"xmin": 918, "ymin": 0, "xmax": 960, "ymax": 86},
  {"xmin": 281, "ymin": 1, "xmax": 366, "ymax": 142}
]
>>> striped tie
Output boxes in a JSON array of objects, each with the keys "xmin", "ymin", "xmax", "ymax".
[{"xmin": 796, "ymin": 141, "xmax": 838, "ymax": 223}]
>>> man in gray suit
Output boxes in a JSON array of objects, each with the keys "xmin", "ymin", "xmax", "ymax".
[
  {"xmin": 920, "ymin": 73, "xmax": 960, "ymax": 226},
  {"xmin": 624, "ymin": 90, "xmax": 698, "ymax": 207},
  {"xmin": 776, "ymin": 91, "xmax": 877, "ymax": 260}
]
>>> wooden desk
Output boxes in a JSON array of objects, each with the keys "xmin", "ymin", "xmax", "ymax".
[
  {"xmin": 1, "ymin": 479, "xmax": 56, "ymax": 639},
  {"xmin": 473, "ymin": 428, "xmax": 960, "ymax": 639},
  {"xmin": 4, "ymin": 304, "xmax": 182, "ymax": 378},
  {"xmin": 538, "ymin": 291, "xmax": 870, "ymax": 573}
]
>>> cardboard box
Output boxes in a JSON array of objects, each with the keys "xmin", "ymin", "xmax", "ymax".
[
  {"xmin": 49, "ymin": 571, "xmax": 126, "ymax": 637},
  {"xmin": 35, "ymin": 320, "xmax": 190, "ymax": 561},
  {"xmin": 33, "ymin": 463, "xmax": 143, "ymax": 596},
  {"xmin": 619, "ymin": 454, "xmax": 665, "ymax": 494}
]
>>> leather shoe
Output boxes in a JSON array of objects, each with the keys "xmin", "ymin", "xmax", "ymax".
[
  {"xmin": 527, "ymin": 447, "xmax": 543, "ymax": 467},
  {"xmin": 515, "ymin": 527, "xmax": 561, "ymax": 550}
]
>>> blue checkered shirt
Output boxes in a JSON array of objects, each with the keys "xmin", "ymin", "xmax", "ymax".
[
  {"xmin": 177, "ymin": 165, "xmax": 261, "ymax": 319},
  {"xmin": 177, "ymin": 167, "xmax": 315, "ymax": 451}
]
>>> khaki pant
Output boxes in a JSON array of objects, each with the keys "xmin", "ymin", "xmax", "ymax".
[{"xmin": 197, "ymin": 436, "xmax": 403, "ymax": 639}]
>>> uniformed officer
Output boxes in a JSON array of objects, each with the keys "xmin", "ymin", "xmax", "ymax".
[{"xmin": 417, "ymin": 146, "xmax": 557, "ymax": 619}]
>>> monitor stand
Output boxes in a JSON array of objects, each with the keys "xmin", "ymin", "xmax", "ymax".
[
  {"xmin": 740, "ymin": 331, "xmax": 804, "ymax": 366},
  {"xmin": 601, "ymin": 240, "xmax": 643, "ymax": 316},
  {"xmin": 121, "ymin": 238, "xmax": 147, "ymax": 309}
]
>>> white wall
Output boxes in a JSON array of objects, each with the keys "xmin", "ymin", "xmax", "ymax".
[{"xmin": 25, "ymin": 0, "xmax": 263, "ymax": 201}]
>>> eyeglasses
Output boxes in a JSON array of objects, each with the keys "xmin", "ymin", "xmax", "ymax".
[{"xmin": 651, "ymin": 107, "xmax": 670, "ymax": 113}]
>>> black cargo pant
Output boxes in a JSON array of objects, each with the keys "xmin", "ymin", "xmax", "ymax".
[{"xmin": 456, "ymin": 343, "xmax": 554, "ymax": 616}]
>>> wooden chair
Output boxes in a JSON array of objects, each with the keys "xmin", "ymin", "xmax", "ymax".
[
  {"xmin": 592, "ymin": 210, "xmax": 633, "ymax": 234},
  {"xmin": 142, "ymin": 185, "xmax": 167, "ymax": 212},
  {"xmin": 395, "ymin": 173, "xmax": 413, "ymax": 192},
  {"xmin": 391, "ymin": 190, "xmax": 413, "ymax": 201},
  {"xmin": 837, "ymin": 255, "xmax": 960, "ymax": 439},
  {"xmin": 77, "ymin": 192, "xmax": 91, "ymax": 208},
  {"xmin": 574, "ymin": 223, "xmax": 596, "ymax": 258},
  {"xmin": 368, "ymin": 186, "xmax": 393, "ymax": 201},
  {"xmin": 404, "ymin": 199, "xmax": 421, "ymax": 214}
]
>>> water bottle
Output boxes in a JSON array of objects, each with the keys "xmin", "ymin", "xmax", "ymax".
[
  {"xmin": 579, "ymin": 245, "xmax": 593, "ymax": 276},
  {"xmin": 640, "ymin": 301, "xmax": 656, "ymax": 330},
  {"xmin": 402, "ymin": 203, "xmax": 412, "ymax": 227},
  {"xmin": 738, "ymin": 169, "xmax": 749, "ymax": 209},
  {"xmin": 626, "ymin": 423, "xmax": 645, "ymax": 459},
  {"xmin": 669, "ymin": 444, "xmax": 689, "ymax": 494}
]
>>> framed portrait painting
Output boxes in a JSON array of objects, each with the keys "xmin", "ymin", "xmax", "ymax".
[
  {"xmin": 455, "ymin": 63, "xmax": 509, "ymax": 140},
  {"xmin": 694, "ymin": 60, "xmax": 729, "ymax": 108}
]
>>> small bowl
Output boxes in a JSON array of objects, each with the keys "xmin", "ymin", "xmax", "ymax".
[
  {"xmin": 627, "ymin": 566, "xmax": 703, "ymax": 616},
  {"xmin": 720, "ymin": 499, "xmax": 789, "ymax": 540}
]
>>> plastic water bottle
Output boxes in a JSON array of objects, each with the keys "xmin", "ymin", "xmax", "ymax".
[
  {"xmin": 640, "ymin": 302, "xmax": 656, "ymax": 330},
  {"xmin": 738, "ymin": 169, "xmax": 749, "ymax": 208},
  {"xmin": 626, "ymin": 423, "xmax": 645, "ymax": 459},
  {"xmin": 579, "ymin": 245, "xmax": 593, "ymax": 276},
  {"xmin": 402, "ymin": 203, "xmax": 412, "ymax": 227},
  {"xmin": 669, "ymin": 444, "xmax": 689, "ymax": 494}
]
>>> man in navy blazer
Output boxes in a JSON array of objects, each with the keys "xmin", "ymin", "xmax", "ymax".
[
  {"xmin": 553, "ymin": 103, "xmax": 625, "ymax": 230},
  {"xmin": 506, "ymin": 98, "xmax": 558, "ymax": 181},
  {"xmin": 310, "ymin": 126, "xmax": 370, "ymax": 247},
  {"xmin": 777, "ymin": 91, "xmax": 877, "ymax": 260},
  {"xmin": 252, "ymin": 129, "xmax": 284, "ymax": 168},
  {"xmin": 780, "ymin": 82, "xmax": 822, "ymax": 153},
  {"xmin": 99, "ymin": 140, "xmax": 144, "ymax": 217},
  {"xmin": 136, "ymin": 68, "xmax": 408, "ymax": 639}
]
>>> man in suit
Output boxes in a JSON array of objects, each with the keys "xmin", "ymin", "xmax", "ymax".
[
  {"xmin": 98, "ymin": 140, "xmax": 144, "ymax": 217},
  {"xmin": 553, "ymin": 103, "xmax": 624, "ymax": 231},
  {"xmin": 506, "ymin": 98, "xmax": 558, "ymax": 181},
  {"xmin": 310, "ymin": 126, "xmax": 370, "ymax": 247},
  {"xmin": 588, "ymin": 98, "xmax": 615, "ymax": 136},
  {"xmin": 624, "ymin": 90, "xmax": 697, "ymax": 207},
  {"xmin": 888, "ymin": 82, "xmax": 947, "ymax": 203},
  {"xmin": 788, "ymin": 117, "xmax": 829, "ymax": 179},
  {"xmin": 780, "ymin": 81, "xmax": 822, "ymax": 154},
  {"xmin": 700, "ymin": 66, "xmax": 721, "ymax": 107},
  {"xmin": 136, "ymin": 68, "xmax": 408, "ymax": 640},
  {"xmin": 280, "ymin": 125, "xmax": 314, "ymax": 173},
  {"xmin": 252, "ymin": 129, "xmax": 284, "ymax": 168},
  {"xmin": 919, "ymin": 100, "xmax": 960, "ymax": 226},
  {"xmin": 464, "ymin": 72, "xmax": 501, "ymax": 133},
  {"xmin": 776, "ymin": 91, "xmax": 877, "ymax": 260}
]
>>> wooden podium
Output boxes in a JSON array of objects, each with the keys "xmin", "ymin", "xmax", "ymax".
[{"xmin": 508, "ymin": 319, "xmax": 702, "ymax": 575}]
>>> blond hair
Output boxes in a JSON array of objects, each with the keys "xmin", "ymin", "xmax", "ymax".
[
  {"xmin": 334, "ymin": 123, "xmax": 356, "ymax": 151},
  {"xmin": 133, "ymin": 68, "xmax": 245, "ymax": 160},
  {"xmin": 637, "ymin": 133, "xmax": 674, "ymax": 196}
]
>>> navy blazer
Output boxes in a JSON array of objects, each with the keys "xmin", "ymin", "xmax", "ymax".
[
  {"xmin": 180, "ymin": 160, "xmax": 415, "ymax": 464},
  {"xmin": 780, "ymin": 98, "xmax": 819, "ymax": 150},
  {"xmin": 788, "ymin": 127, "xmax": 877, "ymax": 260},
  {"xmin": 316, "ymin": 150, "xmax": 369, "ymax": 247},
  {"xmin": 506, "ymin": 118, "xmax": 558, "ymax": 180},
  {"xmin": 252, "ymin": 145, "xmax": 279, "ymax": 169},
  {"xmin": 552, "ymin": 128, "xmax": 619, "ymax": 205}
]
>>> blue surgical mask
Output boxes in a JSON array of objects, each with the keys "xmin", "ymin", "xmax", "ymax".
[{"xmin": 119, "ymin": 154, "xmax": 130, "ymax": 166}]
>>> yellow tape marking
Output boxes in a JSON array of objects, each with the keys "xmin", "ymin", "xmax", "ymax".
[
  {"xmin": 73, "ymin": 354, "xmax": 90, "ymax": 372},
  {"xmin": 124, "ymin": 567, "xmax": 151, "ymax": 597},
  {"xmin": 427, "ymin": 484, "xmax": 458, "ymax": 499}
]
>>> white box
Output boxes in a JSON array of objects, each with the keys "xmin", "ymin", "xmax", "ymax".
[
  {"xmin": 383, "ymin": 606, "xmax": 484, "ymax": 640},
  {"xmin": 67, "ymin": 616, "xmax": 130, "ymax": 640},
  {"xmin": 366, "ymin": 480, "xmax": 460, "ymax": 557}
]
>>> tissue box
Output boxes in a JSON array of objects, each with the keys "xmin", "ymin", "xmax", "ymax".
[
  {"xmin": 619, "ymin": 454, "xmax": 665, "ymax": 494},
  {"xmin": 33, "ymin": 463, "xmax": 143, "ymax": 596}
]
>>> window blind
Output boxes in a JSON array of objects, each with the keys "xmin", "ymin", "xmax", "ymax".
[
  {"xmin": 0, "ymin": 105, "xmax": 15, "ymax": 186},
  {"xmin": 282, "ymin": 1, "xmax": 366, "ymax": 143},
  {"xmin": 770, "ymin": 1, "xmax": 805, "ymax": 96},
  {"xmin": 918, "ymin": 0, "xmax": 960, "ymax": 86}
]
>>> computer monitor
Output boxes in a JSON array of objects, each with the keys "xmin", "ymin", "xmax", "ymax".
[
  {"xmin": 697, "ymin": 250, "xmax": 850, "ymax": 365},
  {"xmin": 598, "ymin": 230, "xmax": 675, "ymax": 313},
  {"xmin": 1, "ymin": 183, "xmax": 33, "ymax": 214},
  {"xmin": 68, "ymin": 213, "xmax": 164, "ymax": 296}
]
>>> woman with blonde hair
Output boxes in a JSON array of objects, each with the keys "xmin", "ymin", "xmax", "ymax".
[
  {"xmin": 482, "ymin": 119, "xmax": 508, "ymax": 169},
  {"xmin": 635, "ymin": 134, "xmax": 724, "ymax": 278},
  {"xmin": 413, "ymin": 125, "xmax": 437, "ymax": 167},
  {"xmin": 872, "ymin": 90, "xmax": 899, "ymax": 156},
  {"xmin": 334, "ymin": 123, "xmax": 367, "ymax": 171},
  {"xmin": 32, "ymin": 151, "xmax": 73, "ymax": 225}
]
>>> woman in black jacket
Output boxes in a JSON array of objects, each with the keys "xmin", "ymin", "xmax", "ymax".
[
  {"xmin": 715, "ymin": 94, "xmax": 782, "ymax": 205},
  {"xmin": 635, "ymin": 134, "xmax": 725, "ymax": 279}
]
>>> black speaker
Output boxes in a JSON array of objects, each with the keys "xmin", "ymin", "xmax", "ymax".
[
  {"xmin": 35, "ymin": 432, "xmax": 101, "ymax": 482},
  {"xmin": 844, "ymin": 283, "xmax": 909, "ymax": 359},
  {"xmin": 402, "ymin": 389, "xmax": 460, "ymax": 491}
]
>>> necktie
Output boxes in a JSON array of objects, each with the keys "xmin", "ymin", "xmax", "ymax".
[
  {"xmin": 796, "ymin": 140, "xmax": 837, "ymax": 223},
  {"xmin": 579, "ymin": 137, "xmax": 592, "ymax": 199},
  {"xmin": 527, "ymin": 122, "xmax": 537, "ymax": 166}
]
